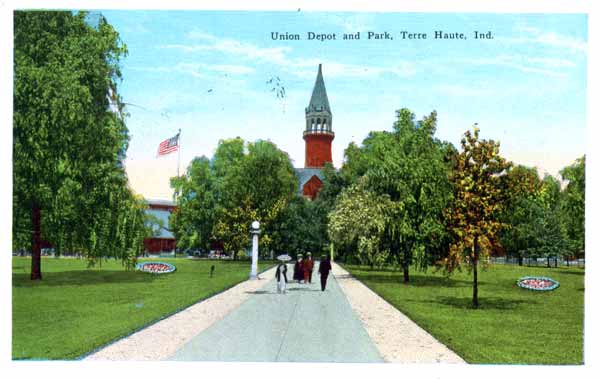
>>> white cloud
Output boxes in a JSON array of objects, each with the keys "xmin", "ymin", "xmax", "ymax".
[
  {"xmin": 312, "ymin": 13, "xmax": 376, "ymax": 33},
  {"xmin": 434, "ymin": 83, "xmax": 493, "ymax": 97},
  {"xmin": 161, "ymin": 30, "xmax": 417, "ymax": 79},
  {"xmin": 525, "ymin": 57, "xmax": 576, "ymax": 68},
  {"xmin": 534, "ymin": 31, "xmax": 587, "ymax": 53},
  {"xmin": 161, "ymin": 36, "xmax": 292, "ymax": 66},
  {"xmin": 129, "ymin": 62, "xmax": 254, "ymax": 78},
  {"xmin": 502, "ymin": 24, "xmax": 587, "ymax": 54},
  {"xmin": 287, "ymin": 58, "xmax": 416, "ymax": 79},
  {"xmin": 458, "ymin": 55, "xmax": 571, "ymax": 77}
]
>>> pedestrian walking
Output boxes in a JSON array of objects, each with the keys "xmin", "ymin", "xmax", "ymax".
[
  {"xmin": 304, "ymin": 252, "xmax": 314, "ymax": 283},
  {"xmin": 275, "ymin": 262, "xmax": 288, "ymax": 294},
  {"xmin": 276, "ymin": 254, "xmax": 292, "ymax": 293},
  {"xmin": 293, "ymin": 254, "xmax": 304, "ymax": 283},
  {"xmin": 318, "ymin": 255, "xmax": 332, "ymax": 291}
]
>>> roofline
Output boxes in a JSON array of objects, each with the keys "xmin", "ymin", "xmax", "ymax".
[{"xmin": 146, "ymin": 198, "xmax": 176, "ymax": 206}]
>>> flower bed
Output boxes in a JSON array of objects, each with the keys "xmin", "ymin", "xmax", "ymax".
[
  {"xmin": 136, "ymin": 261, "xmax": 176, "ymax": 274},
  {"xmin": 517, "ymin": 276, "xmax": 559, "ymax": 291}
]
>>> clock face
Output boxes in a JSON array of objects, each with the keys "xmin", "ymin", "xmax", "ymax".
[{"xmin": 252, "ymin": 221, "xmax": 260, "ymax": 229}]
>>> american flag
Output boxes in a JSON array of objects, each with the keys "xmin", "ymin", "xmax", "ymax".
[{"xmin": 157, "ymin": 133, "xmax": 180, "ymax": 156}]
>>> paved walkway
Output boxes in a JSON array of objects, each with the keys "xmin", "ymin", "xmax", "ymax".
[
  {"xmin": 87, "ymin": 261, "xmax": 464, "ymax": 363},
  {"xmin": 333, "ymin": 264, "xmax": 465, "ymax": 363},
  {"xmin": 85, "ymin": 266, "xmax": 280, "ymax": 361},
  {"xmin": 170, "ymin": 262, "xmax": 383, "ymax": 362}
]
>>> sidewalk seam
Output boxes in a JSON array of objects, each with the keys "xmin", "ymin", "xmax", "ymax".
[{"xmin": 274, "ymin": 291, "xmax": 300, "ymax": 362}]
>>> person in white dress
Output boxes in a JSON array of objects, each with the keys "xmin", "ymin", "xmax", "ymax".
[{"xmin": 275, "ymin": 262, "xmax": 288, "ymax": 294}]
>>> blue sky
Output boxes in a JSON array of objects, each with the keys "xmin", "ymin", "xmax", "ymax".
[{"xmin": 100, "ymin": 11, "xmax": 588, "ymax": 200}]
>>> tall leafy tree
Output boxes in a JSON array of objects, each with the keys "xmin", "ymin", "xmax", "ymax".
[
  {"xmin": 376, "ymin": 110, "xmax": 453, "ymax": 282},
  {"xmin": 208, "ymin": 139, "xmax": 296, "ymax": 259},
  {"xmin": 13, "ymin": 11, "xmax": 143, "ymax": 278},
  {"xmin": 337, "ymin": 109, "xmax": 453, "ymax": 282},
  {"xmin": 499, "ymin": 165, "xmax": 542, "ymax": 264},
  {"xmin": 442, "ymin": 127, "xmax": 511, "ymax": 308},
  {"xmin": 537, "ymin": 177, "xmax": 570, "ymax": 267},
  {"xmin": 170, "ymin": 157, "xmax": 216, "ymax": 254},
  {"xmin": 560, "ymin": 156, "xmax": 585, "ymax": 258}
]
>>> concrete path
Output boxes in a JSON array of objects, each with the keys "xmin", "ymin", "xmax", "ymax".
[
  {"xmin": 170, "ymin": 262, "xmax": 383, "ymax": 363},
  {"xmin": 87, "ymin": 261, "xmax": 464, "ymax": 363},
  {"xmin": 85, "ymin": 266, "xmax": 279, "ymax": 361},
  {"xmin": 333, "ymin": 264, "xmax": 465, "ymax": 363}
]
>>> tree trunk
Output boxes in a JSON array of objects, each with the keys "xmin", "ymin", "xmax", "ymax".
[
  {"xmin": 518, "ymin": 256, "xmax": 523, "ymax": 266},
  {"xmin": 472, "ymin": 238, "xmax": 479, "ymax": 308},
  {"xmin": 31, "ymin": 204, "xmax": 42, "ymax": 280},
  {"xmin": 547, "ymin": 257, "xmax": 550, "ymax": 268},
  {"xmin": 403, "ymin": 250, "xmax": 410, "ymax": 283}
]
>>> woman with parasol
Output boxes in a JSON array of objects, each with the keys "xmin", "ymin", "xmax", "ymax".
[{"xmin": 275, "ymin": 254, "xmax": 291, "ymax": 293}]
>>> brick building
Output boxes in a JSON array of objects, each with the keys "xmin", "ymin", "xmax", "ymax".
[
  {"xmin": 295, "ymin": 64, "xmax": 335, "ymax": 199},
  {"xmin": 143, "ymin": 199, "xmax": 177, "ymax": 254}
]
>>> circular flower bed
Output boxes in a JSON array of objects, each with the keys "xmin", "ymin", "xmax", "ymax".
[
  {"xmin": 517, "ymin": 276, "xmax": 559, "ymax": 291},
  {"xmin": 136, "ymin": 261, "xmax": 176, "ymax": 274}
]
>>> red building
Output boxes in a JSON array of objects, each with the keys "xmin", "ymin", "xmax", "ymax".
[
  {"xmin": 143, "ymin": 199, "xmax": 177, "ymax": 254},
  {"xmin": 295, "ymin": 64, "xmax": 334, "ymax": 199}
]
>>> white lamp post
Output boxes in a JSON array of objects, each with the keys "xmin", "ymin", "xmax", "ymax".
[{"xmin": 250, "ymin": 220, "xmax": 260, "ymax": 279}]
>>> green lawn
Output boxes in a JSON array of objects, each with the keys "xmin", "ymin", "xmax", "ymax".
[
  {"xmin": 12, "ymin": 257, "xmax": 272, "ymax": 360},
  {"xmin": 343, "ymin": 263, "xmax": 584, "ymax": 365}
]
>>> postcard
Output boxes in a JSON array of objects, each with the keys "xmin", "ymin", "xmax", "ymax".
[{"xmin": 4, "ymin": 2, "xmax": 596, "ymax": 377}]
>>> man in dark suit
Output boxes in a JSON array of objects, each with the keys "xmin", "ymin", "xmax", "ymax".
[{"xmin": 318, "ymin": 255, "xmax": 332, "ymax": 291}]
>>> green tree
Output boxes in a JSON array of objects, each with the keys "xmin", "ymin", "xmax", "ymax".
[
  {"xmin": 170, "ymin": 157, "xmax": 216, "ymax": 254},
  {"xmin": 442, "ymin": 127, "xmax": 511, "ymax": 308},
  {"xmin": 560, "ymin": 156, "xmax": 585, "ymax": 258},
  {"xmin": 499, "ymin": 165, "xmax": 542, "ymax": 264},
  {"xmin": 337, "ymin": 109, "xmax": 453, "ymax": 282},
  {"xmin": 210, "ymin": 139, "xmax": 296, "ymax": 259},
  {"xmin": 328, "ymin": 181, "xmax": 394, "ymax": 268},
  {"xmin": 274, "ymin": 196, "xmax": 329, "ymax": 257},
  {"xmin": 13, "ymin": 11, "xmax": 141, "ymax": 278}
]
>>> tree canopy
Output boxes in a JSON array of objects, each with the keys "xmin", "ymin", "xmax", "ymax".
[
  {"xmin": 13, "ymin": 11, "xmax": 146, "ymax": 278},
  {"xmin": 328, "ymin": 108, "xmax": 453, "ymax": 282},
  {"xmin": 560, "ymin": 156, "xmax": 585, "ymax": 258},
  {"xmin": 171, "ymin": 138, "xmax": 297, "ymax": 259},
  {"xmin": 442, "ymin": 127, "xmax": 511, "ymax": 307},
  {"xmin": 499, "ymin": 166, "xmax": 569, "ymax": 265}
]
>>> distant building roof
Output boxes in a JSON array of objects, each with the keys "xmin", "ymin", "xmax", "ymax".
[
  {"xmin": 146, "ymin": 198, "xmax": 176, "ymax": 207},
  {"xmin": 294, "ymin": 168, "xmax": 324, "ymax": 195}
]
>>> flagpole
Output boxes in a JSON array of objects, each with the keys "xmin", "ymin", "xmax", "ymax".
[
  {"xmin": 177, "ymin": 129, "xmax": 181, "ymax": 179},
  {"xmin": 175, "ymin": 128, "xmax": 181, "ymax": 260}
]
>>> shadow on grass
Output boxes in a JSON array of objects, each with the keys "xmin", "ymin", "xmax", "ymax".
[
  {"xmin": 410, "ymin": 295, "xmax": 534, "ymax": 310},
  {"xmin": 12, "ymin": 270, "xmax": 157, "ymax": 287},
  {"xmin": 352, "ymin": 273, "xmax": 476, "ymax": 288},
  {"xmin": 555, "ymin": 270, "xmax": 585, "ymax": 276}
]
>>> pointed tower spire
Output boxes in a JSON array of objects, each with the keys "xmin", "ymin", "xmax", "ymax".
[
  {"xmin": 307, "ymin": 64, "xmax": 331, "ymax": 114},
  {"xmin": 303, "ymin": 64, "xmax": 334, "ymax": 168}
]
